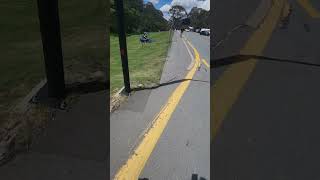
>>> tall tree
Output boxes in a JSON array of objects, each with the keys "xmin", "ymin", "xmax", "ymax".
[
  {"xmin": 111, "ymin": 0, "xmax": 168, "ymax": 34},
  {"xmin": 168, "ymin": 5, "xmax": 188, "ymax": 29},
  {"xmin": 189, "ymin": 7, "xmax": 209, "ymax": 29}
]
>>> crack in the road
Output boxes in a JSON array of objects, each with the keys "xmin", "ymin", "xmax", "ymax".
[
  {"xmin": 212, "ymin": 24, "xmax": 251, "ymax": 51},
  {"xmin": 213, "ymin": 0, "xmax": 276, "ymax": 51},
  {"xmin": 212, "ymin": 54, "xmax": 320, "ymax": 68}
]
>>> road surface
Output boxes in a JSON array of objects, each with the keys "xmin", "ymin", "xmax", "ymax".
[
  {"xmin": 0, "ymin": 91, "xmax": 107, "ymax": 180},
  {"xmin": 212, "ymin": 0, "xmax": 320, "ymax": 179},
  {"xmin": 110, "ymin": 31, "xmax": 210, "ymax": 179}
]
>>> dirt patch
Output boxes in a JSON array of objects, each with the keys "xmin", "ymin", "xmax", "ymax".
[
  {"xmin": 0, "ymin": 104, "xmax": 51, "ymax": 166},
  {"xmin": 110, "ymin": 92, "xmax": 127, "ymax": 113}
]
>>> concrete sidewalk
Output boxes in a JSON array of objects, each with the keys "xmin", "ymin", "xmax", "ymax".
[{"xmin": 0, "ymin": 91, "xmax": 107, "ymax": 180}]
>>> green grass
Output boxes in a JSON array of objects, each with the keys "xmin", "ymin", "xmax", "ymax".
[
  {"xmin": 0, "ymin": 0, "xmax": 107, "ymax": 124},
  {"xmin": 110, "ymin": 31, "xmax": 171, "ymax": 94}
]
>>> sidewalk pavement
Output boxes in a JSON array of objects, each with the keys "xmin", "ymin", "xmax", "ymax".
[{"xmin": 0, "ymin": 91, "xmax": 107, "ymax": 180}]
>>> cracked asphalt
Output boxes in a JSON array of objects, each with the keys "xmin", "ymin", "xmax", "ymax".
[{"xmin": 212, "ymin": 0, "xmax": 320, "ymax": 179}]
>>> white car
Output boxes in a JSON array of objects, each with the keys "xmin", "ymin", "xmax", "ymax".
[{"xmin": 200, "ymin": 28, "xmax": 210, "ymax": 36}]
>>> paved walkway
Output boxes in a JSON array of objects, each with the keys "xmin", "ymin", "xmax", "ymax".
[
  {"xmin": 111, "ymin": 31, "xmax": 210, "ymax": 179},
  {"xmin": 0, "ymin": 91, "xmax": 107, "ymax": 180}
]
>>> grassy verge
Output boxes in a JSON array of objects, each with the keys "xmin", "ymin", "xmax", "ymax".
[
  {"xmin": 110, "ymin": 31, "xmax": 171, "ymax": 95},
  {"xmin": 0, "ymin": 0, "xmax": 107, "ymax": 125}
]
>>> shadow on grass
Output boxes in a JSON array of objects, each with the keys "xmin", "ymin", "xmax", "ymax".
[
  {"xmin": 30, "ymin": 80, "xmax": 108, "ymax": 109},
  {"xmin": 131, "ymin": 79, "xmax": 209, "ymax": 92},
  {"xmin": 66, "ymin": 80, "xmax": 108, "ymax": 95}
]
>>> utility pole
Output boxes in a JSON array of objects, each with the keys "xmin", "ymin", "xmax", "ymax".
[
  {"xmin": 37, "ymin": 0, "xmax": 65, "ymax": 99},
  {"xmin": 115, "ymin": 0, "xmax": 131, "ymax": 94}
]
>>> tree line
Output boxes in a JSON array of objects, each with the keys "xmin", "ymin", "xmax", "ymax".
[
  {"xmin": 110, "ymin": 0, "xmax": 210, "ymax": 34},
  {"xmin": 110, "ymin": 0, "xmax": 169, "ymax": 34}
]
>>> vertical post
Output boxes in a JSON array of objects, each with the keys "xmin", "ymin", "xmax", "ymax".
[
  {"xmin": 37, "ymin": 0, "xmax": 65, "ymax": 99},
  {"xmin": 115, "ymin": 0, "xmax": 131, "ymax": 94}
]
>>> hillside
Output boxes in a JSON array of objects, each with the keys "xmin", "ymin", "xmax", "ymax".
[
  {"xmin": 110, "ymin": 0, "xmax": 168, "ymax": 34},
  {"xmin": 189, "ymin": 7, "xmax": 210, "ymax": 28}
]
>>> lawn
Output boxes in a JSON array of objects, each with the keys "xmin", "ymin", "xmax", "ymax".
[
  {"xmin": 0, "ymin": 0, "xmax": 107, "ymax": 124},
  {"xmin": 110, "ymin": 31, "xmax": 171, "ymax": 95}
]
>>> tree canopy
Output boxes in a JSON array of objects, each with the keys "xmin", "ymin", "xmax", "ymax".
[
  {"xmin": 168, "ymin": 5, "xmax": 210, "ymax": 30},
  {"xmin": 168, "ymin": 5, "xmax": 188, "ymax": 29},
  {"xmin": 111, "ymin": 0, "xmax": 169, "ymax": 34},
  {"xmin": 189, "ymin": 7, "xmax": 210, "ymax": 29}
]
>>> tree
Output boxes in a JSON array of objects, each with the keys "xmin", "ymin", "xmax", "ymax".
[
  {"xmin": 189, "ymin": 7, "xmax": 209, "ymax": 29},
  {"xmin": 111, "ymin": 0, "xmax": 168, "ymax": 34},
  {"xmin": 168, "ymin": 5, "xmax": 188, "ymax": 29}
]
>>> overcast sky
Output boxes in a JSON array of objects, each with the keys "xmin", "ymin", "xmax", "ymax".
[{"xmin": 144, "ymin": 0, "xmax": 210, "ymax": 20}]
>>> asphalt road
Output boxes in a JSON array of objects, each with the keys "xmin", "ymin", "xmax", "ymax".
[
  {"xmin": 110, "ymin": 31, "xmax": 210, "ymax": 179},
  {"xmin": 140, "ymin": 31, "xmax": 210, "ymax": 179},
  {"xmin": 212, "ymin": 0, "xmax": 320, "ymax": 179}
]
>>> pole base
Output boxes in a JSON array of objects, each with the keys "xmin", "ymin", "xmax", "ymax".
[{"xmin": 30, "ymin": 82, "xmax": 65, "ymax": 110}]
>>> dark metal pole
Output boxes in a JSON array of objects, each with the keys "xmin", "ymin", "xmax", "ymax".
[
  {"xmin": 115, "ymin": 0, "xmax": 131, "ymax": 93},
  {"xmin": 37, "ymin": 0, "xmax": 65, "ymax": 99}
]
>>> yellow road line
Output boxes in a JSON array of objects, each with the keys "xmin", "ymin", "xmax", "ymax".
[
  {"xmin": 211, "ymin": 0, "xmax": 287, "ymax": 140},
  {"xmin": 297, "ymin": 0, "xmax": 320, "ymax": 18},
  {"xmin": 114, "ymin": 38, "xmax": 201, "ymax": 180},
  {"xmin": 183, "ymin": 37, "xmax": 209, "ymax": 69},
  {"xmin": 202, "ymin": 59, "xmax": 210, "ymax": 68}
]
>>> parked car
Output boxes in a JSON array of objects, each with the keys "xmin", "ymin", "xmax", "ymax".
[{"xmin": 200, "ymin": 28, "xmax": 210, "ymax": 36}]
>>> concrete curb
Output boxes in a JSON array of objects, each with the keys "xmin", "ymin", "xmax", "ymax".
[{"xmin": 13, "ymin": 79, "xmax": 47, "ymax": 113}]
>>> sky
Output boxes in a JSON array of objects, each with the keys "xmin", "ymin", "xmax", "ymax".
[{"xmin": 144, "ymin": 0, "xmax": 210, "ymax": 20}]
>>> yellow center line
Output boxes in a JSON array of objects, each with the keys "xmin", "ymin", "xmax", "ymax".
[
  {"xmin": 211, "ymin": 0, "xmax": 287, "ymax": 141},
  {"xmin": 114, "ymin": 37, "xmax": 201, "ymax": 180},
  {"xmin": 184, "ymin": 36, "xmax": 209, "ymax": 69},
  {"xmin": 297, "ymin": 0, "xmax": 320, "ymax": 18},
  {"xmin": 202, "ymin": 59, "xmax": 210, "ymax": 68}
]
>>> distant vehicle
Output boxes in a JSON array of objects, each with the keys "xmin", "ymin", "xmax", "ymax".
[
  {"xmin": 195, "ymin": 28, "xmax": 201, "ymax": 33},
  {"xmin": 185, "ymin": 29, "xmax": 190, "ymax": 32},
  {"xmin": 200, "ymin": 28, "xmax": 210, "ymax": 36}
]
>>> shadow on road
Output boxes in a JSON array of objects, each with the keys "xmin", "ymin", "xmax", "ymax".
[
  {"xmin": 139, "ymin": 174, "xmax": 207, "ymax": 180},
  {"xmin": 212, "ymin": 54, "xmax": 320, "ymax": 68},
  {"xmin": 131, "ymin": 79, "xmax": 209, "ymax": 91}
]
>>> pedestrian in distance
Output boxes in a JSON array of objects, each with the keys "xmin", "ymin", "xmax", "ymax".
[{"xmin": 180, "ymin": 28, "xmax": 184, "ymax": 38}]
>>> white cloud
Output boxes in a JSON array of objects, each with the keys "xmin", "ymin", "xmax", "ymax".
[
  {"xmin": 198, "ymin": 0, "xmax": 210, "ymax": 11},
  {"xmin": 148, "ymin": 0, "xmax": 160, "ymax": 5},
  {"xmin": 160, "ymin": 0, "xmax": 210, "ymax": 16},
  {"xmin": 160, "ymin": 4, "xmax": 171, "ymax": 13},
  {"xmin": 163, "ymin": 13, "xmax": 171, "ymax": 20}
]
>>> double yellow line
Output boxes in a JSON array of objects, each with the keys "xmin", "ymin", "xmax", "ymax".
[
  {"xmin": 297, "ymin": 0, "xmax": 320, "ymax": 18},
  {"xmin": 114, "ymin": 36, "xmax": 201, "ymax": 180},
  {"xmin": 211, "ymin": 0, "xmax": 288, "ymax": 140},
  {"xmin": 202, "ymin": 59, "xmax": 210, "ymax": 68}
]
